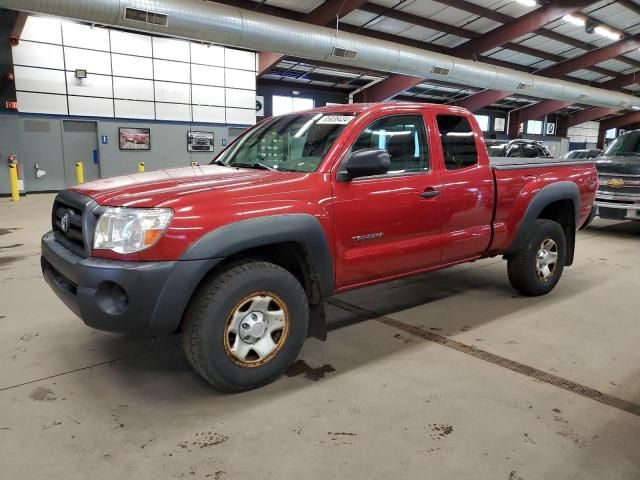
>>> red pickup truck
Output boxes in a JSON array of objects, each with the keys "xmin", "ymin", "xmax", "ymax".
[{"xmin": 41, "ymin": 103, "xmax": 597, "ymax": 391}]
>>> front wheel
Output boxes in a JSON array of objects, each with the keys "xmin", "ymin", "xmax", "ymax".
[
  {"xmin": 507, "ymin": 219, "xmax": 567, "ymax": 297},
  {"xmin": 182, "ymin": 261, "xmax": 309, "ymax": 392}
]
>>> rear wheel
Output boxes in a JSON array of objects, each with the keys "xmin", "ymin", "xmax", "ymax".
[
  {"xmin": 507, "ymin": 219, "xmax": 566, "ymax": 297},
  {"xmin": 182, "ymin": 261, "xmax": 309, "ymax": 392}
]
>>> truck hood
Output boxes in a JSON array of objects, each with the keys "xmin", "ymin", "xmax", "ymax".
[
  {"xmin": 595, "ymin": 155, "xmax": 640, "ymax": 176},
  {"xmin": 71, "ymin": 165, "xmax": 307, "ymax": 207}
]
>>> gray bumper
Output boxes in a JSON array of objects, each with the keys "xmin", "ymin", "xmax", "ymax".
[
  {"xmin": 595, "ymin": 193, "xmax": 640, "ymax": 221},
  {"xmin": 41, "ymin": 231, "xmax": 220, "ymax": 335}
]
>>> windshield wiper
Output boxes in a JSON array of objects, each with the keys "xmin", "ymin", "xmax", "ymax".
[
  {"xmin": 230, "ymin": 162, "xmax": 279, "ymax": 172},
  {"xmin": 253, "ymin": 162, "xmax": 279, "ymax": 171},
  {"xmin": 212, "ymin": 159, "xmax": 230, "ymax": 167}
]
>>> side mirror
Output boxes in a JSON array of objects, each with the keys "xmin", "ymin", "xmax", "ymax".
[{"xmin": 345, "ymin": 148, "xmax": 390, "ymax": 179}]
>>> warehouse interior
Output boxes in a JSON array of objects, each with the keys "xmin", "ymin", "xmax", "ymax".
[{"xmin": 1, "ymin": 0, "xmax": 639, "ymax": 478}]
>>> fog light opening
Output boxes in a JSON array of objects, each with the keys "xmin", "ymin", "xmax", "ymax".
[{"xmin": 95, "ymin": 281, "xmax": 129, "ymax": 315}]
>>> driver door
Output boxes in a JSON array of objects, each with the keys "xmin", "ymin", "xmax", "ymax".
[{"xmin": 331, "ymin": 114, "xmax": 444, "ymax": 289}]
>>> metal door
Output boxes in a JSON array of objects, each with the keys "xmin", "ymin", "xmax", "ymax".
[{"xmin": 62, "ymin": 121, "xmax": 100, "ymax": 186}]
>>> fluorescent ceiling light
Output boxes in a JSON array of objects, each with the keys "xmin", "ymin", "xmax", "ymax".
[
  {"xmin": 516, "ymin": 0, "xmax": 537, "ymax": 6},
  {"xmin": 563, "ymin": 14, "xmax": 585, "ymax": 26},
  {"xmin": 594, "ymin": 25, "xmax": 621, "ymax": 41}
]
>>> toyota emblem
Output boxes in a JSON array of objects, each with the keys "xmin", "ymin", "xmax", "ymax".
[{"xmin": 60, "ymin": 212, "xmax": 71, "ymax": 233}]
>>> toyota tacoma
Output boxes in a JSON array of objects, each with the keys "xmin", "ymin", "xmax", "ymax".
[{"xmin": 41, "ymin": 103, "xmax": 598, "ymax": 392}]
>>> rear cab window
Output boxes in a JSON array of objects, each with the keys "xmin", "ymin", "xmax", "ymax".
[{"xmin": 436, "ymin": 115, "xmax": 479, "ymax": 170}]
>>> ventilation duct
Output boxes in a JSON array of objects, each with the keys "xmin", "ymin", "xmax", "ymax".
[
  {"xmin": 331, "ymin": 47, "xmax": 357, "ymax": 60},
  {"xmin": 430, "ymin": 66, "xmax": 451, "ymax": 76},
  {"xmin": 3, "ymin": 0, "xmax": 640, "ymax": 111},
  {"xmin": 124, "ymin": 8, "xmax": 168, "ymax": 27}
]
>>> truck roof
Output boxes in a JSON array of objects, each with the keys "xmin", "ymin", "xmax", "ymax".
[{"xmin": 286, "ymin": 102, "xmax": 470, "ymax": 116}]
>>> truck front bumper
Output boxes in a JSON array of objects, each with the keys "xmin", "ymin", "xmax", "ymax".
[
  {"xmin": 41, "ymin": 231, "xmax": 221, "ymax": 335},
  {"xmin": 595, "ymin": 193, "xmax": 640, "ymax": 221}
]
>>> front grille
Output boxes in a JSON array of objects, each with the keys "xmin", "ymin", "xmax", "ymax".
[
  {"xmin": 597, "ymin": 175, "xmax": 640, "ymax": 195},
  {"xmin": 51, "ymin": 191, "xmax": 99, "ymax": 258}
]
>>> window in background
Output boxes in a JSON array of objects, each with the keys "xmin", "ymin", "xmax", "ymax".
[
  {"xmin": 473, "ymin": 114, "xmax": 490, "ymax": 132},
  {"xmin": 272, "ymin": 95, "xmax": 315, "ymax": 116},
  {"xmin": 527, "ymin": 120, "xmax": 543, "ymax": 135},
  {"xmin": 605, "ymin": 128, "xmax": 617, "ymax": 139}
]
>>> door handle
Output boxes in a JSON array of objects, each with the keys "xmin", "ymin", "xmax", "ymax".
[{"xmin": 420, "ymin": 189, "xmax": 441, "ymax": 198}]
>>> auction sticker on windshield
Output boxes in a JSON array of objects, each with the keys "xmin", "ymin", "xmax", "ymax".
[{"xmin": 317, "ymin": 115, "xmax": 355, "ymax": 125}]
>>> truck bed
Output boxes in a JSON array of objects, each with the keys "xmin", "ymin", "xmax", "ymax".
[{"xmin": 490, "ymin": 157, "xmax": 595, "ymax": 170}]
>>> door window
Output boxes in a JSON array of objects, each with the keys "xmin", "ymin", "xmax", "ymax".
[
  {"xmin": 436, "ymin": 115, "xmax": 479, "ymax": 170},
  {"xmin": 351, "ymin": 115, "xmax": 429, "ymax": 174}
]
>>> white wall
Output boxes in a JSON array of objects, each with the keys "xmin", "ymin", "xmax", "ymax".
[
  {"xmin": 568, "ymin": 121, "xmax": 599, "ymax": 147},
  {"xmin": 12, "ymin": 16, "xmax": 257, "ymax": 125}
]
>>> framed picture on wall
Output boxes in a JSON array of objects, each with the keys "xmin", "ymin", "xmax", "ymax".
[
  {"xmin": 546, "ymin": 123, "xmax": 556, "ymax": 135},
  {"xmin": 119, "ymin": 128, "xmax": 151, "ymax": 150},
  {"xmin": 187, "ymin": 131, "xmax": 214, "ymax": 152},
  {"xmin": 494, "ymin": 117, "xmax": 505, "ymax": 132}
]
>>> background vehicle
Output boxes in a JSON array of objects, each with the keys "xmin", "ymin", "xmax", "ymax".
[
  {"xmin": 562, "ymin": 149, "xmax": 601, "ymax": 160},
  {"xmin": 487, "ymin": 139, "xmax": 553, "ymax": 158},
  {"xmin": 594, "ymin": 129, "xmax": 640, "ymax": 221},
  {"xmin": 41, "ymin": 103, "xmax": 598, "ymax": 392}
]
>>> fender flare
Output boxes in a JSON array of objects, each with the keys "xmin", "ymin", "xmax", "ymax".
[
  {"xmin": 505, "ymin": 181, "xmax": 580, "ymax": 257},
  {"xmin": 181, "ymin": 214, "xmax": 334, "ymax": 297}
]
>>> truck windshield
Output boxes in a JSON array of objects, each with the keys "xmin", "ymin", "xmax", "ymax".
[
  {"xmin": 605, "ymin": 132, "xmax": 640, "ymax": 157},
  {"xmin": 213, "ymin": 113, "xmax": 356, "ymax": 172}
]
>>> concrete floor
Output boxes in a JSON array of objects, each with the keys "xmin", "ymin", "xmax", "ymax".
[{"xmin": 1, "ymin": 193, "xmax": 639, "ymax": 480}]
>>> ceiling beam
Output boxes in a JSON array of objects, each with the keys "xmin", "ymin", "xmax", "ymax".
[
  {"xmin": 452, "ymin": 90, "xmax": 514, "ymax": 112},
  {"xmin": 539, "ymin": 35, "xmax": 640, "ymax": 77},
  {"xmin": 360, "ymin": 3, "xmax": 478, "ymax": 39},
  {"xmin": 601, "ymin": 111, "xmax": 640, "ymax": 129},
  {"xmin": 433, "ymin": 0, "xmax": 512, "ymax": 23},
  {"xmin": 450, "ymin": 0, "xmax": 588, "ymax": 59},
  {"xmin": 568, "ymin": 107, "xmax": 619, "ymax": 127},
  {"xmin": 9, "ymin": 11, "xmax": 28, "ymax": 46},
  {"xmin": 512, "ymin": 100, "xmax": 572, "ymax": 124},
  {"xmin": 618, "ymin": 0, "xmax": 640, "ymax": 16},
  {"xmin": 434, "ymin": 0, "xmax": 595, "ymax": 52},
  {"xmin": 258, "ymin": 51, "xmax": 286, "ymax": 76},
  {"xmin": 354, "ymin": 74, "xmax": 423, "ymax": 102},
  {"xmin": 598, "ymin": 72, "xmax": 640, "ymax": 90},
  {"xmin": 304, "ymin": 0, "xmax": 368, "ymax": 27}
]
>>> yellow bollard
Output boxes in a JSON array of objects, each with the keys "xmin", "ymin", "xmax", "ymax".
[
  {"xmin": 138, "ymin": 162, "xmax": 145, "ymax": 173},
  {"xmin": 9, "ymin": 164, "xmax": 19, "ymax": 202},
  {"xmin": 75, "ymin": 161, "xmax": 84, "ymax": 184}
]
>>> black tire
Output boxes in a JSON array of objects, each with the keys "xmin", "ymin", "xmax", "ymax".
[
  {"xmin": 182, "ymin": 261, "xmax": 309, "ymax": 392},
  {"xmin": 507, "ymin": 219, "xmax": 566, "ymax": 297}
]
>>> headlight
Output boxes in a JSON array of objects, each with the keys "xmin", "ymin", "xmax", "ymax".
[{"xmin": 93, "ymin": 207, "xmax": 173, "ymax": 254}]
